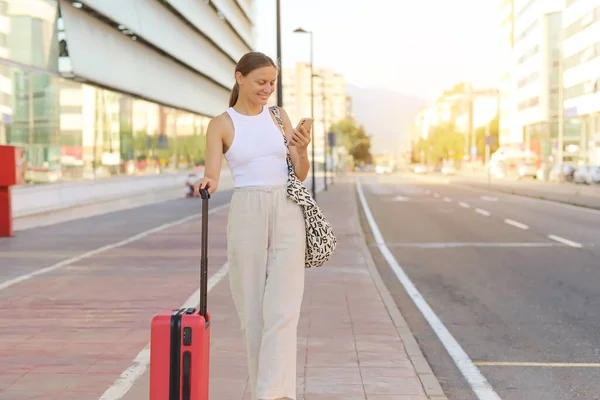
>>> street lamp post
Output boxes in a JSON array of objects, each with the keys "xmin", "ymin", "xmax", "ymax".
[
  {"xmin": 276, "ymin": 0, "xmax": 282, "ymax": 107},
  {"xmin": 293, "ymin": 27, "xmax": 316, "ymax": 199},
  {"xmin": 314, "ymin": 74, "xmax": 328, "ymax": 191},
  {"xmin": 557, "ymin": 27, "xmax": 564, "ymax": 166}
]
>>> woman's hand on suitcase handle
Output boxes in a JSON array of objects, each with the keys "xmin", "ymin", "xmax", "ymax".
[{"xmin": 194, "ymin": 177, "xmax": 217, "ymax": 196}]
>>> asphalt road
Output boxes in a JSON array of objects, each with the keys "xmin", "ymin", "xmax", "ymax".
[
  {"xmin": 357, "ymin": 173, "xmax": 600, "ymax": 400},
  {"xmin": 0, "ymin": 189, "xmax": 234, "ymax": 286}
]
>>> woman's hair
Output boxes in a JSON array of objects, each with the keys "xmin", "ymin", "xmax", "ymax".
[{"xmin": 229, "ymin": 52, "xmax": 278, "ymax": 107}]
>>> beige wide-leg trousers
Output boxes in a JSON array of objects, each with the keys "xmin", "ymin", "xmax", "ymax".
[{"xmin": 227, "ymin": 185, "xmax": 306, "ymax": 400}]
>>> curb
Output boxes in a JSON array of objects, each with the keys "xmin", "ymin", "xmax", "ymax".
[
  {"xmin": 401, "ymin": 171, "xmax": 600, "ymax": 211},
  {"xmin": 353, "ymin": 182, "xmax": 448, "ymax": 400},
  {"xmin": 14, "ymin": 184, "xmax": 186, "ymax": 220},
  {"xmin": 458, "ymin": 181, "xmax": 600, "ymax": 211}
]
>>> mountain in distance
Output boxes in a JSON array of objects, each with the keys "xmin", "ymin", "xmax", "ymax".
[{"xmin": 345, "ymin": 83, "xmax": 426, "ymax": 155}]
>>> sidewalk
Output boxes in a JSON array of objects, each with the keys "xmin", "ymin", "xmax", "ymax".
[
  {"xmin": 122, "ymin": 177, "xmax": 445, "ymax": 399},
  {"xmin": 205, "ymin": 177, "xmax": 445, "ymax": 399},
  {"xmin": 0, "ymin": 176, "xmax": 444, "ymax": 400}
]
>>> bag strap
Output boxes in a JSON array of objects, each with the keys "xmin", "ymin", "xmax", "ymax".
[
  {"xmin": 269, "ymin": 106, "xmax": 287, "ymax": 143},
  {"xmin": 269, "ymin": 106, "xmax": 295, "ymax": 176}
]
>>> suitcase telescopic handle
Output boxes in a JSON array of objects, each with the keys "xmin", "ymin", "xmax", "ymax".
[{"xmin": 199, "ymin": 188, "xmax": 210, "ymax": 318}]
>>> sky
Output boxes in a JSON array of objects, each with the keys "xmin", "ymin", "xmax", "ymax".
[{"xmin": 253, "ymin": 0, "xmax": 502, "ymax": 101}]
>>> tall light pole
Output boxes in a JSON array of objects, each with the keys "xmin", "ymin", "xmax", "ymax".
[
  {"xmin": 293, "ymin": 27, "xmax": 315, "ymax": 199},
  {"xmin": 557, "ymin": 26, "xmax": 564, "ymax": 165},
  {"xmin": 314, "ymin": 73, "xmax": 328, "ymax": 191},
  {"xmin": 276, "ymin": 0, "xmax": 282, "ymax": 107}
]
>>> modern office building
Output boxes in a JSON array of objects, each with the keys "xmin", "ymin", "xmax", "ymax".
[
  {"xmin": 498, "ymin": 0, "xmax": 519, "ymax": 145},
  {"xmin": 563, "ymin": 0, "xmax": 600, "ymax": 163},
  {"xmin": 514, "ymin": 9, "xmax": 563, "ymax": 159},
  {"xmin": 499, "ymin": 0, "xmax": 564, "ymax": 160},
  {"xmin": 0, "ymin": 0, "xmax": 255, "ymax": 183},
  {"xmin": 498, "ymin": 0, "xmax": 600, "ymax": 163}
]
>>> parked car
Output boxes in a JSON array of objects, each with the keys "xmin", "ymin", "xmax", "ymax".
[
  {"xmin": 412, "ymin": 163, "xmax": 427, "ymax": 174},
  {"xmin": 441, "ymin": 165, "xmax": 456, "ymax": 175},
  {"xmin": 588, "ymin": 166, "xmax": 600, "ymax": 184},
  {"xmin": 577, "ymin": 165, "xmax": 600, "ymax": 184},
  {"xmin": 549, "ymin": 164, "xmax": 575, "ymax": 183},
  {"xmin": 573, "ymin": 165, "xmax": 590, "ymax": 184}
]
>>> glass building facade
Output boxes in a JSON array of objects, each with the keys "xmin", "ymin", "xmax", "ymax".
[{"xmin": 0, "ymin": 0, "xmax": 212, "ymax": 184}]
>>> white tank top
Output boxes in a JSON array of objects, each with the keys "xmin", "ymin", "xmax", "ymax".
[{"xmin": 223, "ymin": 105, "xmax": 289, "ymax": 188}]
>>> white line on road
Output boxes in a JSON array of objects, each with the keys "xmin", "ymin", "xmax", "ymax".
[
  {"xmin": 381, "ymin": 242, "xmax": 561, "ymax": 248},
  {"xmin": 98, "ymin": 264, "xmax": 229, "ymax": 400},
  {"xmin": 548, "ymin": 234, "xmax": 582, "ymax": 248},
  {"xmin": 474, "ymin": 361, "xmax": 600, "ymax": 367},
  {"xmin": 356, "ymin": 178, "xmax": 502, "ymax": 400},
  {"xmin": 481, "ymin": 196, "xmax": 498, "ymax": 202},
  {"xmin": 393, "ymin": 195, "xmax": 409, "ymax": 202},
  {"xmin": 434, "ymin": 193, "xmax": 440, "ymax": 198},
  {"xmin": 443, "ymin": 197, "xmax": 452, "ymax": 202},
  {"xmin": 476, "ymin": 208, "xmax": 491, "ymax": 216},
  {"xmin": 504, "ymin": 219, "xmax": 529, "ymax": 230},
  {"xmin": 459, "ymin": 202, "xmax": 471, "ymax": 208},
  {"xmin": 0, "ymin": 203, "xmax": 230, "ymax": 292}
]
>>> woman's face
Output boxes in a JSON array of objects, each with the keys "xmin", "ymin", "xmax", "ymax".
[{"xmin": 239, "ymin": 65, "xmax": 277, "ymax": 105}]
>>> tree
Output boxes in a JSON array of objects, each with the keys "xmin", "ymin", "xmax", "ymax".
[
  {"xmin": 329, "ymin": 118, "xmax": 373, "ymax": 165},
  {"xmin": 475, "ymin": 116, "xmax": 499, "ymax": 157},
  {"xmin": 412, "ymin": 123, "xmax": 465, "ymax": 165}
]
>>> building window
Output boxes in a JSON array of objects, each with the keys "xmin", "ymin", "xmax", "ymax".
[
  {"xmin": 518, "ymin": 45, "xmax": 539, "ymax": 64},
  {"xmin": 564, "ymin": 6, "xmax": 600, "ymax": 39},
  {"xmin": 517, "ymin": 96, "xmax": 540, "ymax": 111},
  {"xmin": 516, "ymin": 19, "xmax": 538, "ymax": 42},
  {"xmin": 517, "ymin": 71, "xmax": 539, "ymax": 88},
  {"xmin": 0, "ymin": 60, "xmax": 211, "ymax": 184}
]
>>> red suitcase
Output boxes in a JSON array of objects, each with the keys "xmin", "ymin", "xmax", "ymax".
[{"xmin": 149, "ymin": 188, "xmax": 211, "ymax": 400}]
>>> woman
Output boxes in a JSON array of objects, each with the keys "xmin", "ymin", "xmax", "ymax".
[{"xmin": 195, "ymin": 52, "xmax": 312, "ymax": 400}]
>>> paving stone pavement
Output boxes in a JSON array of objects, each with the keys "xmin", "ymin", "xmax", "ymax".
[{"xmin": 0, "ymin": 176, "xmax": 445, "ymax": 400}]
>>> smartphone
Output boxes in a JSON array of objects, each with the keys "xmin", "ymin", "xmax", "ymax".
[
  {"xmin": 296, "ymin": 117, "xmax": 314, "ymax": 132},
  {"xmin": 288, "ymin": 117, "xmax": 313, "ymax": 146}
]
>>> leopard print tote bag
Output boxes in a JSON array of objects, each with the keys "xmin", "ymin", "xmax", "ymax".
[{"xmin": 270, "ymin": 106, "xmax": 337, "ymax": 268}]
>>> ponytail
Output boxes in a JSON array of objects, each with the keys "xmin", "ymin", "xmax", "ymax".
[{"xmin": 229, "ymin": 82, "xmax": 239, "ymax": 107}]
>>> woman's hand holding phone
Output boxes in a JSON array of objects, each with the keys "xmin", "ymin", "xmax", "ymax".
[{"xmin": 289, "ymin": 118, "xmax": 313, "ymax": 150}]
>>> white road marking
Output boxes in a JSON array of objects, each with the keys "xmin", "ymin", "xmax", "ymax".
[
  {"xmin": 393, "ymin": 195, "xmax": 409, "ymax": 201},
  {"xmin": 474, "ymin": 362, "xmax": 600, "ymax": 367},
  {"xmin": 504, "ymin": 219, "xmax": 529, "ymax": 230},
  {"xmin": 356, "ymin": 178, "xmax": 502, "ymax": 400},
  {"xmin": 459, "ymin": 202, "xmax": 471, "ymax": 208},
  {"xmin": 443, "ymin": 197, "xmax": 452, "ymax": 202},
  {"xmin": 434, "ymin": 193, "xmax": 440, "ymax": 198},
  {"xmin": 548, "ymin": 234, "xmax": 582, "ymax": 248},
  {"xmin": 481, "ymin": 196, "xmax": 498, "ymax": 202},
  {"xmin": 425, "ymin": 190, "xmax": 431, "ymax": 194},
  {"xmin": 98, "ymin": 264, "xmax": 229, "ymax": 400},
  {"xmin": 476, "ymin": 208, "xmax": 491, "ymax": 216},
  {"xmin": 0, "ymin": 203, "xmax": 230, "ymax": 292},
  {"xmin": 381, "ymin": 242, "xmax": 561, "ymax": 248}
]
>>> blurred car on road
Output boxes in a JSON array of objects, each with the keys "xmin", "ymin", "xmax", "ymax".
[
  {"xmin": 517, "ymin": 162, "xmax": 538, "ymax": 180},
  {"xmin": 375, "ymin": 164, "xmax": 393, "ymax": 174}
]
